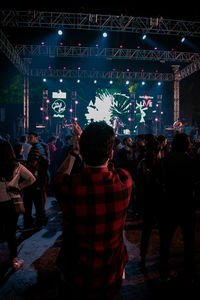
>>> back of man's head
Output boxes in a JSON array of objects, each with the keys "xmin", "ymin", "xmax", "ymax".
[
  {"xmin": 172, "ymin": 133, "xmax": 189, "ymax": 152},
  {"xmin": 19, "ymin": 135, "xmax": 27, "ymax": 143},
  {"xmin": 79, "ymin": 121, "xmax": 115, "ymax": 166},
  {"xmin": 29, "ymin": 132, "xmax": 38, "ymax": 138}
]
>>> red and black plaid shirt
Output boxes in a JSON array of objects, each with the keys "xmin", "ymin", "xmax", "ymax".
[{"xmin": 52, "ymin": 163, "xmax": 133, "ymax": 297}]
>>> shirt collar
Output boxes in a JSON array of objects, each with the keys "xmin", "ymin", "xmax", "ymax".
[{"xmin": 83, "ymin": 167, "xmax": 108, "ymax": 174}]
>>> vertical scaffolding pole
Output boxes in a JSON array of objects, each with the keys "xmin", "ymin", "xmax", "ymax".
[
  {"xmin": 23, "ymin": 75, "xmax": 30, "ymax": 133},
  {"xmin": 172, "ymin": 65, "xmax": 181, "ymax": 122}
]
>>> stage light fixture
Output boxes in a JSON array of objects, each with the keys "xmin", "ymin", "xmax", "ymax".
[
  {"xmin": 109, "ymin": 80, "xmax": 113, "ymax": 84},
  {"xmin": 141, "ymin": 81, "xmax": 145, "ymax": 85},
  {"xmin": 125, "ymin": 80, "xmax": 130, "ymax": 85},
  {"xmin": 42, "ymin": 78, "xmax": 46, "ymax": 82},
  {"xmin": 59, "ymin": 78, "xmax": 63, "ymax": 83},
  {"xmin": 77, "ymin": 79, "xmax": 80, "ymax": 83},
  {"xmin": 158, "ymin": 82, "xmax": 161, "ymax": 85},
  {"xmin": 103, "ymin": 32, "xmax": 108, "ymax": 38},
  {"xmin": 142, "ymin": 34, "xmax": 147, "ymax": 40},
  {"xmin": 181, "ymin": 37, "xmax": 185, "ymax": 43},
  {"xmin": 58, "ymin": 29, "xmax": 63, "ymax": 36}
]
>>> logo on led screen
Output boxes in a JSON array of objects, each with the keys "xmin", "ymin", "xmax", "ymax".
[{"xmin": 52, "ymin": 99, "xmax": 66, "ymax": 118}]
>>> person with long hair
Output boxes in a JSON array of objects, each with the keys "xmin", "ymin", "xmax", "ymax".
[{"xmin": 0, "ymin": 138, "xmax": 36, "ymax": 270}]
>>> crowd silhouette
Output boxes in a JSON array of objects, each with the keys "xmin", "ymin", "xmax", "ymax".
[{"xmin": 1, "ymin": 124, "xmax": 200, "ymax": 298}]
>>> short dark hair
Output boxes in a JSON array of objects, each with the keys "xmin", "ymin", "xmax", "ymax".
[
  {"xmin": 19, "ymin": 135, "xmax": 27, "ymax": 143},
  {"xmin": 172, "ymin": 133, "xmax": 189, "ymax": 152},
  {"xmin": 47, "ymin": 136, "xmax": 57, "ymax": 143},
  {"xmin": 0, "ymin": 139, "xmax": 17, "ymax": 181},
  {"xmin": 79, "ymin": 121, "xmax": 115, "ymax": 166},
  {"xmin": 28, "ymin": 132, "xmax": 38, "ymax": 137},
  {"xmin": 123, "ymin": 136, "xmax": 131, "ymax": 145}
]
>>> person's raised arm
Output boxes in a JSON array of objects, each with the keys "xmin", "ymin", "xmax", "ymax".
[{"xmin": 56, "ymin": 122, "xmax": 82, "ymax": 175}]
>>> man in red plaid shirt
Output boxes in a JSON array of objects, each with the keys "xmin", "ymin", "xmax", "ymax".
[{"xmin": 52, "ymin": 121, "xmax": 133, "ymax": 299}]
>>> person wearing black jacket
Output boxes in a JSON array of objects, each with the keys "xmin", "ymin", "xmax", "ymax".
[
  {"xmin": 158, "ymin": 133, "xmax": 200, "ymax": 281},
  {"xmin": 23, "ymin": 132, "xmax": 49, "ymax": 230}
]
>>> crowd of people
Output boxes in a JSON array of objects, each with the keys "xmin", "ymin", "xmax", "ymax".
[{"xmin": 1, "ymin": 123, "xmax": 200, "ymax": 299}]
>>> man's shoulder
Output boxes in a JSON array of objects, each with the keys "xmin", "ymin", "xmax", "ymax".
[{"xmin": 114, "ymin": 167, "xmax": 133, "ymax": 183}]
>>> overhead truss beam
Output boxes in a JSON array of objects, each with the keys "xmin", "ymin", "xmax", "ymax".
[
  {"xmin": 30, "ymin": 68, "xmax": 174, "ymax": 81},
  {"xmin": 1, "ymin": 10, "xmax": 200, "ymax": 36},
  {"xmin": 16, "ymin": 44, "xmax": 200, "ymax": 63}
]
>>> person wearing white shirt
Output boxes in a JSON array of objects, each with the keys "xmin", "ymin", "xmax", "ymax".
[{"xmin": 0, "ymin": 138, "xmax": 36, "ymax": 270}]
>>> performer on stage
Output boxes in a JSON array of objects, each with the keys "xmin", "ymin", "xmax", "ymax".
[
  {"xmin": 113, "ymin": 116, "xmax": 124, "ymax": 135},
  {"xmin": 113, "ymin": 116, "xmax": 119, "ymax": 134},
  {"xmin": 173, "ymin": 118, "xmax": 183, "ymax": 132}
]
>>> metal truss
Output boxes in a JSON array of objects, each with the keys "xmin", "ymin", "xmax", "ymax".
[
  {"xmin": 0, "ymin": 29, "xmax": 28, "ymax": 74},
  {"xmin": 178, "ymin": 60, "xmax": 200, "ymax": 80},
  {"xmin": 30, "ymin": 68, "xmax": 174, "ymax": 81},
  {"xmin": 16, "ymin": 44, "xmax": 200, "ymax": 63},
  {"xmin": 1, "ymin": 10, "xmax": 200, "ymax": 37},
  {"xmin": 1, "ymin": 29, "xmax": 200, "ymax": 81}
]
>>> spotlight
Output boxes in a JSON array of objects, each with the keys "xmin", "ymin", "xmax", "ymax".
[
  {"xmin": 142, "ymin": 34, "xmax": 147, "ymax": 40},
  {"xmin": 142, "ymin": 81, "xmax": 145, "ymax": 85},
  {"xmin": 103, "ymin": 32, "xmax": 108, "ymax": 38},
  {"xmin": 158, "ymin": 82, "xmax": 161, "ymax": 86},
  {"xmin": 125, "ymin": 80, "xmax": 130, "ymax": 85},
  {"xmin": 58, "ymin": 29, "xmax": 63, "ymax": 36},
  {"xmin": 94, "ymin": 80, "xmax": 97, "ymax": 84},
  {"xmin": 42, "ymin": 78, "xmax": 46, "ymax": 82},
  {"xmin": 109, "ymin": 80, "xmax": 113, "ymax": 84},
  {"xmin": 77, "ymin": 79, "xmax": 80, "ymax": 83},
  {"xmin": 181, "ymin": 37, "xmax": 185, "ymax": 43},
  {"xmin": 59, "ymin": 78, "xmax": 63, "ymax": 83}
]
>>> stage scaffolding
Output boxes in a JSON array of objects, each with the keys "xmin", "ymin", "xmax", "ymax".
[
  {"xmin": 1, "ymin": 11, "xmax": 200, "ymax": 37},
  {"xmin": 1, "ymin": 10, "xmax": 200, "ymax": 132}
]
